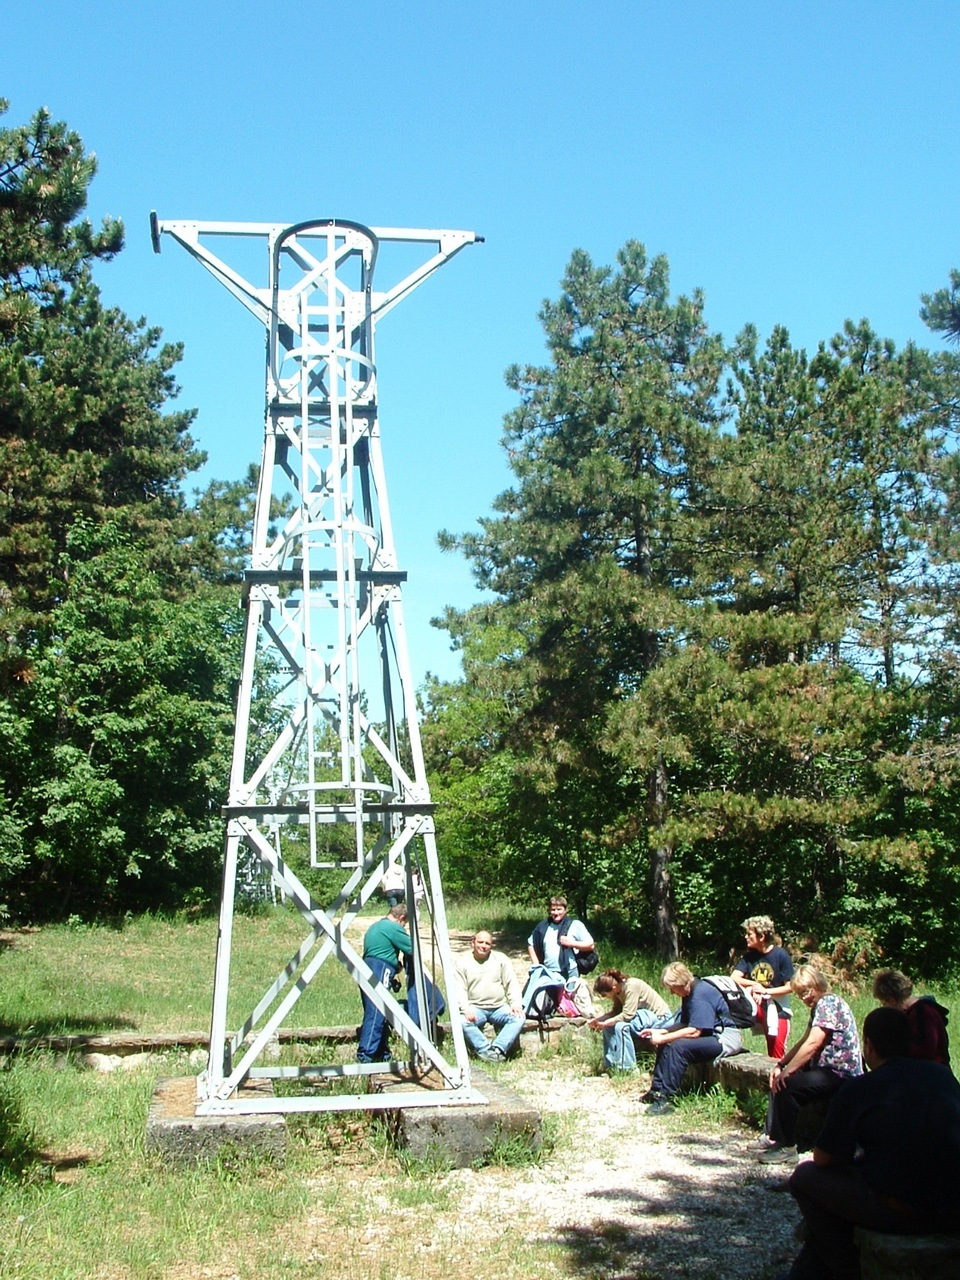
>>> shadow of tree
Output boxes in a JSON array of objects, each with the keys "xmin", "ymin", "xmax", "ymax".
[
  {"xmin": 0, "ymin": 1013, "xmax": 139, "ymax": 1038},
  {"xmin": 0, "ymin": 1069, "xmax": 42, "ymax": 1177},
  {"xmin": 546, "ymin": 1131, "xmax": 797, "ymax": 1280}
]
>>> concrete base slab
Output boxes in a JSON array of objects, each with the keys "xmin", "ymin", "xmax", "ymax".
[
  {"xmin": 145, "ymin": 1076, "xmax": 287, "ymax": 1166},
  {"xmin": 379, "ymin": 1068, "xmax": 542, "ymax": 1168}
]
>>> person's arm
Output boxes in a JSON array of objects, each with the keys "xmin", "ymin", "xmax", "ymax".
[
  {"xmin": 527, "ymin": 944, "xmax": 538, "ymax": 964},
  {"xmin": 731, "ymin": 956, "xmax": 777, "ymax": 999},
  {"xmin": 558, "ymin": 919, "xmax": 594, "ymax": 951},
  {"xmin": 642, "ymin": 1023, "xmax": 703, "ymax": 1045},
  {"xmin": 763, "ymin": 982, "xmax": 793, "ymax": 999},
  {"xmin": 812, "ymin": 1147, "xmax": 837, "ymax": 1167},
  {"xmin": 391, "ymin": 921, "xmax": 413, "ymax": 957},
  {"xmin": 616, "ymin": 983, "xmax": 641, "ymax": 1023},
  {"xmin": 770, "ymin": 1026, "xmax": 827, "ymax": 1092},
  {"xmin": 765, "ymin": 950, "xmax": 795, "ymax": 1001},
  {"xmin": 589, "ymin": 995, "xmax": 625, "ymax": 1029},
  {"xmin": 453, "ymin": 959, "xmax": 475, "ymax": 1019}
]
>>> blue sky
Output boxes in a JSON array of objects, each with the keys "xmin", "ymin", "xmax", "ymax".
[{"xmin": 3, "ymin": 1, "xmax": 958, "ymax": 684}]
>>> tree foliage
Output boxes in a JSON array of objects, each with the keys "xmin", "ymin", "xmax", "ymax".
[
  {"xmin": 0, "ymin": 104, "xmax": 248, "ymax": 920},
  {"xmin": 428, "ymin": 247, "xmax": 960, "ymax": 976}
]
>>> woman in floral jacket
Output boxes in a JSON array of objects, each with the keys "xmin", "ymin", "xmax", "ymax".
[{"xmin": 758, "ymin": 965, "xmax": 863, "ymax": 1164}]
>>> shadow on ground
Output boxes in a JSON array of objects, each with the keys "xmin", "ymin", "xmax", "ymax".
[
  {"xmin": 547, "ymin": 1130, "xmax": 797, "ymax": 1280},
  {"xmin": 0, "ymin": 1013, "xmax": 139, "ymax": 1037}
]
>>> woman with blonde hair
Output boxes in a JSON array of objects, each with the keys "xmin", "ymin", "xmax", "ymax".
[
  {"xmin": 638, "ymin": 962, "xmax": 743, "ymax": 1115},
  {"xmin": 588, "ymin": 969, "xmax": 673, "ymax": 1071},
  {"xmin": 758, "ymin": 965, "xmax": 862, "ymax": 1164}
]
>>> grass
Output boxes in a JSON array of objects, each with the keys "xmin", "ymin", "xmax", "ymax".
[{"xmin": 0, "ymin": 902, "xmax": 958, "ymax": 1279}]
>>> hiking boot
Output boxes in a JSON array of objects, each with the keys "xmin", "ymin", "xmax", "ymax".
[
  {"xmin": 758, "ymin": 1144, "xmax": 798, "ymax": 1165},
  {"xmin": 638, "ymin": 1090, "xmax": 662, "ymax": 1105},
  {"xmin": 647, "ymin": 1097, "xmax": 676, "ymax": 1117}
]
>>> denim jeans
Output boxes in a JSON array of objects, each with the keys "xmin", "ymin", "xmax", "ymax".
[
  {"xmin": 602, "ymin": 1008, "xmax": 674, "ymax": 1070},
  {"xmin": 651, "ymin": 1034, "xmax": 724, "ymax": 1097},
  {"xmin": 357, "ymin": 956, "xmax": 396, "ymax": 1062},
  {"xmin": 460, "ymin": 1005, "xmax": 525, "ymax": 1057}
]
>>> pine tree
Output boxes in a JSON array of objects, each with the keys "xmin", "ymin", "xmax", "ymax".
[{"xmin": 439, "ymin": 242, "xmax": 725, "ymax": 954}]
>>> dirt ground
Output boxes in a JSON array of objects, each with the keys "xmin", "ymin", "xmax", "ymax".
[{"xmin": 337, "ymin": 921, "xmax": 804, "ymax": 1280}]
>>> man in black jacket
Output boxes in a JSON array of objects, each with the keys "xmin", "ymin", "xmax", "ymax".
[{"xmin": 781, "ymin": 1006, "xmax": 960, "ymax": 1280}]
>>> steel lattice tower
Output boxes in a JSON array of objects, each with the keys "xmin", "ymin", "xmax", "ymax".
[{"xmin": 152, "ymin": 216, "xmax": 483, "ymax": 1114}]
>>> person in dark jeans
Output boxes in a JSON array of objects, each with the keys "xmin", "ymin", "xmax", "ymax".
[
  {"xmin": 356, "ymin": 904, "xmax": 412, "ymax": 1063},
  {"xmin": 638, "ymin": 962, "xmax": 742, "ymax": 1116},
  {"xmin": 759, "ymin": 965, "xmax": 862, "ymax": 1165}
]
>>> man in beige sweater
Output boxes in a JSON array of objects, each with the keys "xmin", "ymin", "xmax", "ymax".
[{"xmin": 455, "ymin": 931, "xmax": 525, "ymax": 1062}]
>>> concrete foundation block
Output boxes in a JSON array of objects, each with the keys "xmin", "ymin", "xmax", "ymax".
[
  {"xmin": 855, "ymin": 1228, "xmax": 960, "ymax": 1280},
  {"xmin": 380, "ymin": 1069, "xmax": 542, "ymax": 1168},
  {"xmin": 145, "ymin": 1076, "xmax": 287, "ymax": 1166}
]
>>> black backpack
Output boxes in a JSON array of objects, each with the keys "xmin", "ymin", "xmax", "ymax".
[
  {"xmin": 702, "ymin": 975, "xmax": 756, "ymax": 1029},
  {"xmin": 527, "ymin": 984, "xmax": 560, "ymax": 1020}
]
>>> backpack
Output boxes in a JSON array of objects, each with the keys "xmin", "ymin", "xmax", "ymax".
[
  {"xmin": 527, "ymin": 984, "xmax": 560, "ymax": 1021},
  {"xmin": 575, "ymin": 947, "xmax": 599, "ymax": 975},
  {"xmin": 702, "ymin": 975, "xmax": 756, "ymax": 1029}
]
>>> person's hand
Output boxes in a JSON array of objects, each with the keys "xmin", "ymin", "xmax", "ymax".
[
  {"xmin": 465, "ymin": 1009, "xmax": 478, "ymax": 1023},
  {"xmin": 558, "ymin": 934, "xmax": 573, "ymax": 946},
  {"xmin": 510, "ymin": 1005, "xmax": 523, "ymax": 1017},
  {"xmin": 770, "ymin": 1065, "xmax": 789, "ymax": 1093},
  {"xmin": 641, "ymin": 1029, "xmax": 666, "ymax": 1046}
]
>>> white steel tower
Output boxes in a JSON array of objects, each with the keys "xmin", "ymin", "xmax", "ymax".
[{"xmin": 152, "ymin": 216, "xmax": 483, "ymax": 1114}]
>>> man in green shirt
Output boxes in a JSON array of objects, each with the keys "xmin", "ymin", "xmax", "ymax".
[{"xmin": 357, "ymin": 905, "xmax": 413, "ymax": 1063}]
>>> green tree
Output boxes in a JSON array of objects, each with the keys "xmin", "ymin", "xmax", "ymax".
[
  {"xmin": 602, "ymin": 314, "xmax": 960, "ymax": 961},
  {"xmin": 4, "ymin": 523, "xmax": 238, "ymax": 917},
  {"xmin": 0, "ymin": 98, "xmax": 122, "ymax": 333},
  {"xmin": 431, "ymin": 243, "xmax": 960, "ymax": 972},
  {"xmin": 921, "ymin": 269, "xmax": 960, "ymax": 345},
  {"xmin": 0, "ymin": 104, "xmax": 250, "ymax": 919},
  {"xmin": 438, "ymin": 242, "xmax": 725, "ymax": 954}
]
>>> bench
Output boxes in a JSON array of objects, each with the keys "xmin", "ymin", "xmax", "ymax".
[{"xmin": 854, "ymin": 1227, "xmax": 960, "ymax": 1280}]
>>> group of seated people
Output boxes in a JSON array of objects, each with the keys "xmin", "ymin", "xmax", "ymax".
[
  {"xmin": 453, "ymin": 904, "xmax": 958, "ymax": 1280},
  {"xmin": 361, "ymin": 893, "xmax": 957, "ymax": 1280}
]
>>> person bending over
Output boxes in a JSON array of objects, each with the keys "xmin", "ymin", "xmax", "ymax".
[
  {"xmin": 638, "ymin": 962, "xmax": 742, "ymax": 1116},
  {"xmin": 357, "ymin": 904, "xmax": 412, "ymax": 1063},
  {"xmin": 588, "ymin": 969, "xmax": 674, "ymax": 1072},
  {"xmin": 758, "ymin": 965, "xmax": 862, "ymax": 1165}
]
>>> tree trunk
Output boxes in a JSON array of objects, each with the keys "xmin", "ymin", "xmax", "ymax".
[{"xmin": 648, "ymin": 756, "xmax": 678, "ymax": 958}]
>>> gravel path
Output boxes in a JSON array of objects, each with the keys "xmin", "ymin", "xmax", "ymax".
[
  {"xmin": 437, "ymin": 932, "xmax": 802, "ymax": 1280},
  {"xmin": 445, "ymin": 1059, "xmax": 803, "ymax": 1280}
]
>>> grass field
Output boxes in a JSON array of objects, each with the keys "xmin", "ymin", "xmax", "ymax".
[{"xmin": 0, "ymin": 902, "xmax": 956, "ymax": 1279}]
